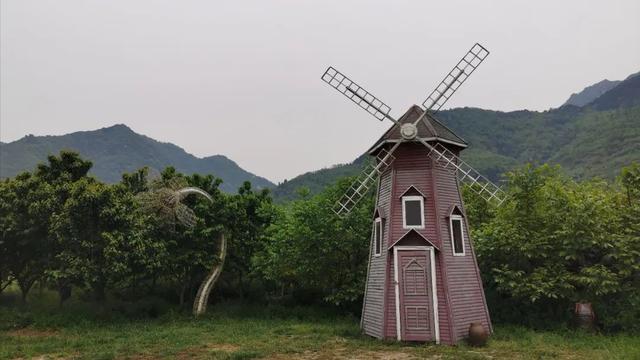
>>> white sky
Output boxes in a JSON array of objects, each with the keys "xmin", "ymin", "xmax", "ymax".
[{"xmin": 1, "ymin": 0, "xmax": 639, "ymax": 183}]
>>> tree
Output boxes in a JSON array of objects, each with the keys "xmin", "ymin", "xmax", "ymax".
[
  {"xmin": 221, "ymin": 181, "xmax": 275, "ymax": 299},
  {"xmin": 34, "ymin": 151, "xmax": 94, "ymax": 304},
  {"xmin": 599, "ymin": 162, "xmax": 640, "ymax": 330},
  {"xmin": 0, "ymin": 179, "xmax": 16, "ymax": 295},
  {"xmin": 255, "ymin": 177, "xmax": 373, "ymax": 308},
  {"xmin": 471, "ymin": 164, "xmax": 640, "ymax": 329},
  {"xmin": 0, "ymin": 172, "xmax": 53, "ymax": 303}
]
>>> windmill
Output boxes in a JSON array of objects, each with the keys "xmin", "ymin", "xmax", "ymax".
[{"xmin": 321, "ymin": 43, "xmax": 502, "ymax": 344}]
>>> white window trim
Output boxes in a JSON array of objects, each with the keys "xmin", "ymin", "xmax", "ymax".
[
  {"xmin": 450, "ymin": 215, "xmax": 466, "ymax": 256},
  {"xmin": 402, "ymin": 196, "xmax": 425, "ymax": 229},
  {"xmin": 373, "ymin": 217, "xmax": 382, "ymax": 257}
]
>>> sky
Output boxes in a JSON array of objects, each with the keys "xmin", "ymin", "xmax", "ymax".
[{"xmin": 1, "ymin": 0, "xmax": 639, "ymax": 183}]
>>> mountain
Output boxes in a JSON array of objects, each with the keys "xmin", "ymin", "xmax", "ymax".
[
  {"xmin": 271, "ymin": 156, "xmax": 366, "ymax": 202},
  {"xmin": 563, "ymin": 79, "xmax": 621, "ymax": 107},
  {"xmin": 588, "ymin": 72, "xmax": 640, "ymax": 110},
  {"xmin": 0, "ymin": 124, "xmax": 274, "ymax": 193},
  {"xmin": 273, "ymin": 71, "xmax": 640, "ymax": 201}
]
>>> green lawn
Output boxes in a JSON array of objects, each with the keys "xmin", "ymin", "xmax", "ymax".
[{"xmin": 0, "ymin": 298, "xmax": 639, "ymax": 360}]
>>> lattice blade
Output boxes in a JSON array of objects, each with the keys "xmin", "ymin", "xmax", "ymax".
[
  {"xmin": 321, "ymin": 66, "xmax": 393, "ymax": 122},
  {"xmin": 416, "ymin": 139, "xmax": 505, "ymax": 204},
  {"xmin": 333, "ymin": 164, "xmax": 379, "ymax": 217},
  {"xmin": 422, "ymin": 43, "xmax": 489, "ymax": 112},
  {"xmin": 333, "ymin": 144, "xmax": 399, "ymax": 217}
]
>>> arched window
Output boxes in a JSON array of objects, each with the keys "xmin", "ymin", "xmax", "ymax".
[{"xmin": 449, "ymin": 207, "xmax": 465, "ymax": 256}]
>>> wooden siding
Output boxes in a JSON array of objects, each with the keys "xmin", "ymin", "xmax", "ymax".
[
  {"xmin": 432, "ymin": 155, "xmax": 492, "ymax": 342},
  {"xmin": 385, "ymin": 253, "xmax": 397, "ymax": 339},
  {"xmin": 365, "ymin": 141, "xmax": 491, "ymax": 344},
  {"xmin": 382, "ymin": 143, "xmax": 452, "ymax": 342},
  {"xmin": 361, "ymin": 167, "xmax": 392, "ymax": 338}
]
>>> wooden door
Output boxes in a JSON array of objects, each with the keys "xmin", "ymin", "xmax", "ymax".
[{"xmin": 397, "ymin": 249, "xmax": 435, "ymax": 341}]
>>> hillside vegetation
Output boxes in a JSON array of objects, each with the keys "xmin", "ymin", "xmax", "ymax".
[
  {"xmin": 0, "ymin": 124, "xmax": 273, "ymax": 193},
  {"xmin": 272, "ymin": 72, "xmax": 640, "ymax": 201}
]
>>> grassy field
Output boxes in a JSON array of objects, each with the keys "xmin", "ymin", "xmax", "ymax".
[{"xmin": 0, "ymin": 294, "xmax": 639, "ymax": 360}]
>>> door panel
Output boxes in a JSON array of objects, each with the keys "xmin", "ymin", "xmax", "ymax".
[{"xmin": 398, "ymin": 250, "xmax": 434, "ymax": 341}]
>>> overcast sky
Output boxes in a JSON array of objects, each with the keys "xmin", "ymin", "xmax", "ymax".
[{"xmin": 2, "ymin": 0, "xmax": 639, "ymax": 183}]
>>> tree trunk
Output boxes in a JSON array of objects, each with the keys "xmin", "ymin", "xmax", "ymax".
[
  {"xmin": 17, "ymin": 277, "xmax": 35, "ymax": 305},
  {"xmin": 94, "ymin": 281, "xmax": 107, "ymax": 303},
  {"xmin": 179, "ymin": 282, "xmax": 187, "ymax": 307},
  {"xmin": 58, "ymin": 284, "xmax": 72, "ymax": 308}
]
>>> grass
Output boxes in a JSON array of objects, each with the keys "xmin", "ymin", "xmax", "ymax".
[{"xmin": 0, "ymin": 292, "xmax": 639, "ymax": 359}]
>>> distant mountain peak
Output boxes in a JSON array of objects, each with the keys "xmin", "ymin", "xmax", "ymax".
[
  {"xmin": 563, "ymin": 79, "xmax": 621, "ymax": 107},
  {"xmin": 587, "ymin": 71, "xmax": 640, "ymax": 111},
  {"xmin": 104, "ymin": 123, "xmax": 132, "ymax": 130},
  {"xmin": 99, "ymin": 123, "xmax": 136, "ymax": 134}
]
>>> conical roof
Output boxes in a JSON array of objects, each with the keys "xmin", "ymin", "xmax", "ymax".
[{"xmin": 367, "ymin": 105, "xmax": 467, "ymax": 155}]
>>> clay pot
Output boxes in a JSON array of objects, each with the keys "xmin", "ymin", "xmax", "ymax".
[
  {"xmin": 574, "ymin": 302, "xmax": 595, "ymax": 330},
  {"xmin": 468, "ymin": 322, "xmax": 488, "ymax": 347}
]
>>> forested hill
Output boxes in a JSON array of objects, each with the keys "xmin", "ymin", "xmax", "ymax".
[
  {"xmin": 0, "ymin": 124, "xmax": 274, "ymax": 193},
  {"xmin": 563, "ymin": 79, "xmax": 620, "ymax": 107},
  {"xmin": 273, "ymin": 71, "xmax": 640, "ymax": 202}
]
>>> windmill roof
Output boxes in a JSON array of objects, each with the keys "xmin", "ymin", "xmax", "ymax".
[{"xmin": 367, "ymin": 105, "xmax": 467, "ymax": 155}]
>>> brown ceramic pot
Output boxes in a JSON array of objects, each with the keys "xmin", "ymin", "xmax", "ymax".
[{"xmin": 468, "ymin": 322, "xmax": 488, "ymax": 347}]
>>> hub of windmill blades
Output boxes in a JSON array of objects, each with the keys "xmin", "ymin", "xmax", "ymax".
[
  {"xmin": 323, "ymin": 43, "xmax": 505, "ymax": 216},
  {"xmin": 400, "ymin": 123, "xmax": 418, "ymax": 140}
]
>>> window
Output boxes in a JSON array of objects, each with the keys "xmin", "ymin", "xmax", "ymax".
[
  {"xmin": 450, "ymin": 215, "xmax": 465, "ymax": 256},
  {"xmin": 374, "ymin": 218, "xmax": 382, "ymax": 256},
  {"xmin": 402, "ymin": 196, "xmax": 424, "ymax": 229}
]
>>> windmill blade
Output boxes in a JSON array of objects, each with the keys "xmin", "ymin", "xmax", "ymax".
[
  {"xmin": 322, "ymin": 66, "xmax": 397, "ymax": 124},
  {"xmin": 422, "ymin": 43, "xmax": 490, "ymax": 112},
  {"xmin": 334, "ymin": 144, "xmax": 399, "ymax": 217},
  {"xmin": 415, "ymin": 138, "xmax": 505, "ymax": 204}
]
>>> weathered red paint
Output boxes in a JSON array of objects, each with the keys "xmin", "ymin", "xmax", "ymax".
[{"xmin": 361, "ymin": 106, "xmax": 491, "ymax": 344}]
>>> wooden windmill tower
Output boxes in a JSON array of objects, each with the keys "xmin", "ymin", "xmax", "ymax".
[{"xmin": 321, "ymin": 44, "xmax": 505, "ymax": 344}]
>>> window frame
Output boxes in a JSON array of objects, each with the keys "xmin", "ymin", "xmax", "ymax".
[
  {"xmin": 449, "ymin": 214, "xmax": 466, "ymax": 256},
  {"xmin": 402, "ymin": 195, "xmax": 425, "ymax": 229},
  {"xmin": 373, "ymin": 217, "xmax": 382, "ymax": 257}
]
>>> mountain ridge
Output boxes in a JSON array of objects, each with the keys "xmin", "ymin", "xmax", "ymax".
[
  {"xmin": 2, "ymin": 70, "xmax": 638, "ymax": 200},
  {"xmin": 0, "ymin": 124, "xmax": 274, "ymax": 193},
  {"xmin": 272, "ymin": 70, "xmax": 640, "ymax": 201},
  {"xmin": 563, "ymin": 79, "xmax": 621, "ymax": 107}
]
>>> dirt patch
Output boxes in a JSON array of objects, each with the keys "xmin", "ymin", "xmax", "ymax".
[
  {"xmin": 205, "ymin": 343, "xmax": 240, "ymax": 352},
  {"xmin": 268, "ymin": 349, "xmax": 420, "ymax": 360},
  {"xmin": 6, "ymin": 328, "xmax": 59, "ymax": 338},
  {"xmin": 173, "ymin": 343, "xmax": 241, "ymax": 359}
]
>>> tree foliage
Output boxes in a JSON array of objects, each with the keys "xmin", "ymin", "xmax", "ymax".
[
  {"xmin": 255, "ymin": 178, "xmax": 373, "ymax": 308},
  {"xmin": 469, "ymin": 163, "xmax": 640, "ymax": 330},
  {"xmin": 1, "ymin": 150, "xmax": 638, "ymax": 331}
]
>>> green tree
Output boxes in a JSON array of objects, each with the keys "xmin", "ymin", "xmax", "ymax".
[
  {"xmin": 0, "ymin": 179, "xmax": 14, "ymax": 294},
  {"xmin": 255, "ymin": 177, "xmax": 373, "ymax": 308},
  {"xmin": 599, "ymin": 162, "xmax": 640, "ymax": 330},
  {"xmin": 0, "ymin": 172, "xmax": 54, "ymax": 303},
  {"xmin": 472, "ymin": 164, "xmax": 640, "ymax": 329},
  {"xmin": 221, "ymin": 181, "xmax": 275, "ymax": 299},
  {"xmin": 35, "ymin": 151, "xmax": 93, "ymax": 304}
]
